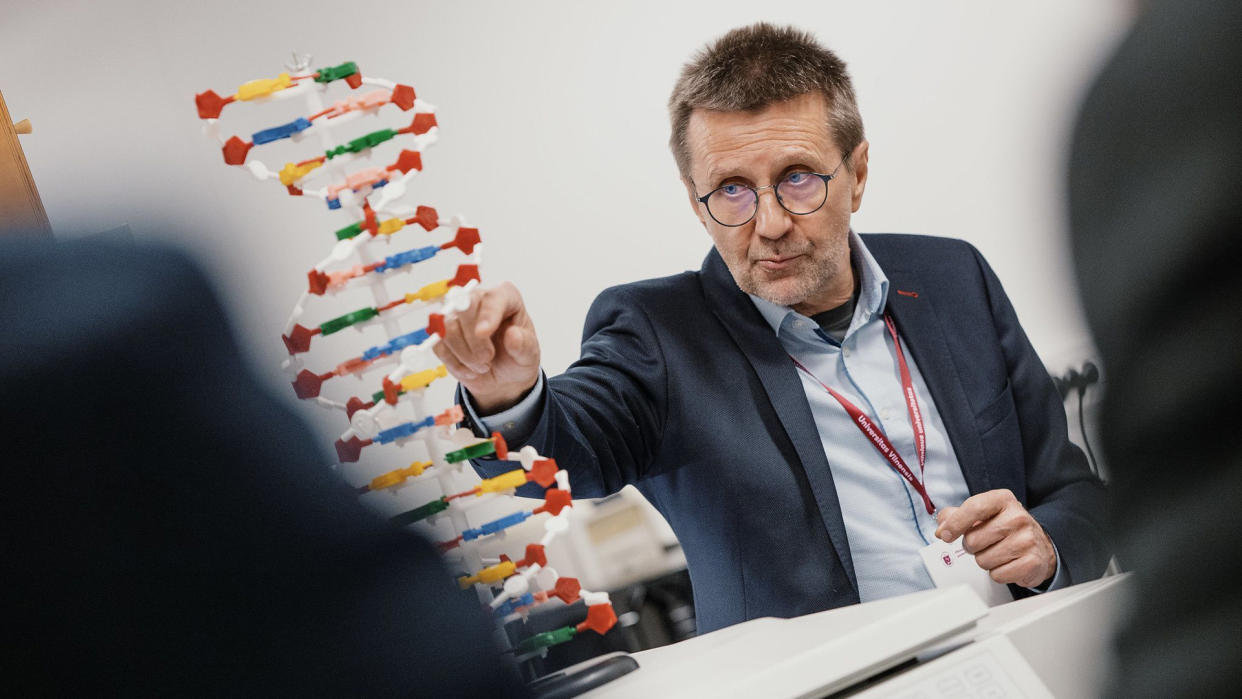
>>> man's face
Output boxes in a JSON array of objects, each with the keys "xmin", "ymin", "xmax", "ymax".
[{"xmin": 684, "ymin": 92, "xmax": 869, "ymax": 315}]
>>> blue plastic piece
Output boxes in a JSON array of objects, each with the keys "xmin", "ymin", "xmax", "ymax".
[
  {"xmin": 326, "ymin": 198, "xmax": 341, "ymax": 210},
  {"xmin": 494, "ymin": 592, "xmax": 535, "ymax": 618},
  {"xmin": 463, "ymin": 510, "xmax": 532, "ymax": 541},
  {"xmin": 252, "ymin": 117, "xmax": 313, "ymax": 145},
  {"xmin": 374, "ymin": 415, "xmax": 435, "ymax": 445},
  {"xmin": 361, "ymin": 327, "xmax": 432, "ymax": 361},
  {"xmin": 375, "ymin": 244, "xmax": 439, "ymax": 273}
]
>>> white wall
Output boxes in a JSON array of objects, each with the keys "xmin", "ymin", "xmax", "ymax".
[{"xmin": 2, "ymin": 0, "xmax": 1128, "ymax": 463}]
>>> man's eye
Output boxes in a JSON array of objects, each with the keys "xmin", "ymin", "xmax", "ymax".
[
  {"xmin": 721, "ymin": 184, "xmax": 744, "ymax": 196},
  {"xmin": 785, "ymin": 172, "xmax": 808, "ymax": 185}
]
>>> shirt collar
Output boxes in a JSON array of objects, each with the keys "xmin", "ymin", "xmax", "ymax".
[{"xmin": 748, "ymin": 230, "xmax": 890, "ymax": 338}]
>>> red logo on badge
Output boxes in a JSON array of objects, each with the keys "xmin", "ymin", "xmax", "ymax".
[{"xmin": 942, "ymin": 553, "xmax": 953, "ymax": 567}]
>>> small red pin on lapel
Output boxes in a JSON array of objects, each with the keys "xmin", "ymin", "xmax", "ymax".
[{"xmin": 896, "ymin": 289, "xmax": 919, "ymax": 298}]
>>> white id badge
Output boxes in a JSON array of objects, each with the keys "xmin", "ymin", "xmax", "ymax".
[{"xmin": 919, "ymin": 536, "xmax": 1014, "ymax": 607}]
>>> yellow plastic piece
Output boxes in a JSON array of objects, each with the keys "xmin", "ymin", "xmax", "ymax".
[
  {"xmin": 377, "ymin": 217, "xmax": 406, "ymax": 236},
  {"xmin": 235, "ymin": 73, "xmax": 293, "ymax": 101},
  {"xmin": 457, "ymin": 560, "xmax": 517, "ymax": 590},
  {"xmin": 400, "ymin": 364, "xmax": 448, "ymax": 391},
  {"xmin": 369, "ymin": 460, "xmax": 432, "ymax": 491},
  {"xmin": 404, "ymin": 279, "xmax": 450, "ymax": 304},
  {"xmin": 279, "ymin": 160, "xmax": 322, "ymax": 186},
  {"xmin": 479, "ymin": 469, "xmax": 528, "ymax": 494}
]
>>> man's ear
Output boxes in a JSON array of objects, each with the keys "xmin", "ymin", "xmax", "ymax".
[
  {"xmin": 849, "ymin": 140, "xmax": 869, "ymax": 213},
  {"xmin": 684, "ymin": 178, "xmax": 708, "ymax": 227}
]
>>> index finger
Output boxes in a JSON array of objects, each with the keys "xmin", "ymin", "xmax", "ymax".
[
  {"xmin": 473, "ymin": 282, "xmax": 524, "ymax": 339},
  {"xmin": 935, "ymin": 490, "xmax": 1011, "ymax": 542}
]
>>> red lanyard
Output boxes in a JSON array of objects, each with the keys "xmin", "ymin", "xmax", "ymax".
[{"xmin": 789, "ymin": 314, "xmax": 934, "ymax": 515}]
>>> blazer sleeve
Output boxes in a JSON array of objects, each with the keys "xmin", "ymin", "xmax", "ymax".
[
  {"xmin": 466, "ymin": 284, "xmax": 669, "ymax": 499},
  {"xmin": 971, "ymin": 244, "xmax": 1112, "ymax": 585}
]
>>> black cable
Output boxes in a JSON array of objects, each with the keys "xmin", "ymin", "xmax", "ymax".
[{"xmin": 1077, "ymin": 388, "xmax": 1101, "ymax": 479}]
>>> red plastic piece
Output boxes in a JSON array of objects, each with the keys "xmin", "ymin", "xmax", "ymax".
[
  {"xmin": 281, "ymin": 324, "xmax": 318, "ymax": 355},
  {"xmin": 391, "ymin": 84, "xmax": 416, "ymax": 111},
  {"xmin": 381, "ymin": 376, "xmax": 400, "ymax": 405},
  {"xmin": 437, "ymin": 536, "xmax": 463, "ymax": 553},
  {"xmin": 442, "ymin": 227, "xmax": 481, "ymax": 255},
  {"xmin": 552, "ymin": 577, "xmax": 581, "ymax": 605},
  {"xmin": 390, "ymin": 149, "xmax": 422, "ymax": 174},
  {"xmin": 450, "ymin": 264, "xmax": 480, "ymax": 288},
  {"xmin": 292, "ymin": 369, "xmax": 330, "ymax": 399},
  {"xmin": 491, "ymin": 431, "xmax": 509, "ymax": 460},
  {"xmin": 334, "ymin": 435, "xmax": 370, "ymax": 463},
  {"xmin": 516, "ymin": 543, "xmax": 547, "ymax": 569},
  {"xmin": 411, "ymin": 112, "xmax": 438, "ymax": 135},
  {"xmin": 533, "ymin": 488, "xmax": 572, "ymax": 516},
  {"xmin": 426, "ymin": 313, "xmax": 446, "ymax": 338},
  {"xmin": 221, "ymin": 136, "xmax": 253, "ymax": 165},
  {"xmin": 286, "ymin": 184, "xmax": 303, "ymax": 196},
  {"xmin": 362, "ymin": 203, "xmax": 378, "ymax": 235},
  {"xmin": 527, "ymin": 458, "xmax": 559, "ymax": 488},
  {"xmin": 307, "ymin": 269, "xmax": 330, "ymax": 295},
  {"xmin": 345, "ymin": 396, "xmax": 374, "ymax": 420},
  {"xmin": 576, "ymin": 604, "xmax": 618, "ymax": 636},
  {"xmin": 345, "ymin": 72, "xmax": 363, "ymax": 89},
  {"xmin": 413, "ymin": 205, "xmax": 439, "ymax": 231},
  {"xmin": 194, "ymin": 89, "xmax": 233, "ymax": 119}
]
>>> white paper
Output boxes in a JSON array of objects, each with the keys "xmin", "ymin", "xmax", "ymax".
[{"xmin": 919, "ymin": 536, "xmax": 1014, "ymax": 607}]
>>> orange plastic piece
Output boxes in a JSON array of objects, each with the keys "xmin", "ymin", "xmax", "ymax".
[
  {"xmin": 412, "ymin": 205, "xmax": 439, "ymax": 231},
  {"xmin": 516, "ymin": 543, "xmax": 547, "ymax": 568},
  {"xmin": 533, "ymin": 489, "xmax": 572, "ymax": 516},
  {"xmin": 345, "ymin": 397, "xmax": 374, "ymax": 420},
  {"xmin": 390, "ymin": 149, "xmax": 422, "ymax": 174},
  {"xmin": 426, "ymin": 313, "xmax": 446, "ymax": 338},
  {"xmin": 334, "ymin": 435, "xmax": 371, "ymax": 463},
  {"xmin": 491, "ymin": 431, "xmax": 509, "ymax": 460},
  {"xmin": 451, "ymin": 265, "xmax": 481, "ymax": 288},
  {"xmin": 391, "ymin": 84, "xmax": 416, "ymax": 110},
  {"xmin": 411, "ymin": 112, "xmax": 438, "ymax": 134},
  {"xmin": 194, "ymin": 89, "xmax": 235, "ymax": 119},
  {"xmin": 434, "ymin": 404, "xmax": 463, "ymax": 425},
  {"xmin": 527, "ymin": 459, "xmax": 559, "ymax": 488},
  {"xmin": 281, "ymin": 323, "xmax": 319, "ymax": 355},
  {"xmin": 221, "ymin": 136, "xmax": 253, "ymax": 165},
  {"xmin": 442, "ymin": 227, "xmax": 481, "ymax": 255},
  {"xmin": 576, "ymin": 604, "xmax": 618, "ymax": 636},
  {"xmin": 307, "ymin": 269, "xmax": 330, "ymax": 295},
  {"xmin": 553, "ymin": 577, "xmax": 581, "ymax": 605}
]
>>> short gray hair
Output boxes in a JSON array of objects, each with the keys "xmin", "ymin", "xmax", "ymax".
[{"xmin": 668, "ymin": 22, "xmax": 865, "ymax": 180}]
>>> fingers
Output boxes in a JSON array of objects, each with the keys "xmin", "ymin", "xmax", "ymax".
[
  {"xmin": 437, "ymin": 284, "xmax": 525, "ymax": 377},
  {"xmin": 986, "ymin": 552, "xmax": 1052, "ymax": 588},
  {"xmin": 935, "ymin": 489, "xmax": 1015, "ymax": 542}
]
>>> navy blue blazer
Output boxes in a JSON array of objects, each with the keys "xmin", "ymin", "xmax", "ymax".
[{"xmin": 471, "ymin": 234, "xmax": 1109, "ymax": 633}]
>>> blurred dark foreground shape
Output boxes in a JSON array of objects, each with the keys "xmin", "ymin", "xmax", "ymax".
[
  {"xmin": 1068, "ymin": 0, "xmax": 1242, "ymax": 696},
  {"xmin": 0, "ymin": 237, "xmax": 527, "ymax": 697}
]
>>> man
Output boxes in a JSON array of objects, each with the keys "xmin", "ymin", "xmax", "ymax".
[{"xmin": 436, "ymin": 23, "xmax": 1109, "ymax": 633}]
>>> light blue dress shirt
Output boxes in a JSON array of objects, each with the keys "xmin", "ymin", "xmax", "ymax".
[{"xmin": 468, "ymin": 231, "xmax": 1063, "ymax": 601}]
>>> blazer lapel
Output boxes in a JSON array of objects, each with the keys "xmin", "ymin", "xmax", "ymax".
[
  {"xmin": 698, "ymin": 249, "xmax": 859, "ymax": 595},
  {"xmin": 882, "ymin": 266, "xmax": 993, "ymax": 495}
]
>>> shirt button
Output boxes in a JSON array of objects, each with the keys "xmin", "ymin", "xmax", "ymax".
[
  {"xmin": 843, "ymin": 348, "xmax": 851, "ymax": 358},
  {"xmin": 880, "ymin": 408, "xmax": 892, "ymax": 420},
  {"xmin": 504, "ymin": 422, "xmax": 515, "ymax": 430}
]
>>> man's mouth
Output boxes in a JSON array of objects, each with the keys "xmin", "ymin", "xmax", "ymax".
[{"xmin": 754, "ymin": 254, "xmax": 803, "ymax": 271}]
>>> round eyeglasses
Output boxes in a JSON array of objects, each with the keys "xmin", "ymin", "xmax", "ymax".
[{"xmin": 694, "ymin": 158, "xmax": 846, "ymax": 227}]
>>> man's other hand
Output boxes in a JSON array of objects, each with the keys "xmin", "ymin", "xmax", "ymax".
[
  {"xmin": 934, "ymin": 489, "xmax": 1057, "ymax": 588},
  {"xmin": 434, "ymin": 282, "xmax": 540, "ymax": 414}
]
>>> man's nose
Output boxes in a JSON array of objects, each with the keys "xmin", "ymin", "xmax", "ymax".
[{"xmin": 752, "ymin": 187, "xmax": 792, "ymax": 240}]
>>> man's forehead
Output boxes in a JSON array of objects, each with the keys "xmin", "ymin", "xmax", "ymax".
[{"xmin": 686, "ymin": 95, "xmax": 836, "ymax": 182}]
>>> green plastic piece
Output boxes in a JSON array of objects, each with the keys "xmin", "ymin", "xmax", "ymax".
[
  {"xmin": 390, "ymin": 497, "xmax": 448, "ymax": 527},
  {"xmin": 326, "ymin": 128, "xmax": 397, "ymax": 159},
  {"xmin": 319, "ymin": 307, "xmax": 378, "ymax": 336},
  {"xmin": 315, "ymin": 61, "xmax": 359, "ymax": 84},
  {"xmin": 444, "ymin": 441, "xmax": 498, "ymax": 464},
  {"xmin": 515, "ymin": 626, "xmax": 577, "ymax": 656},
  {"xmin": 334, "ymin": 221, "xmax": 363, "ymax": 241}
]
